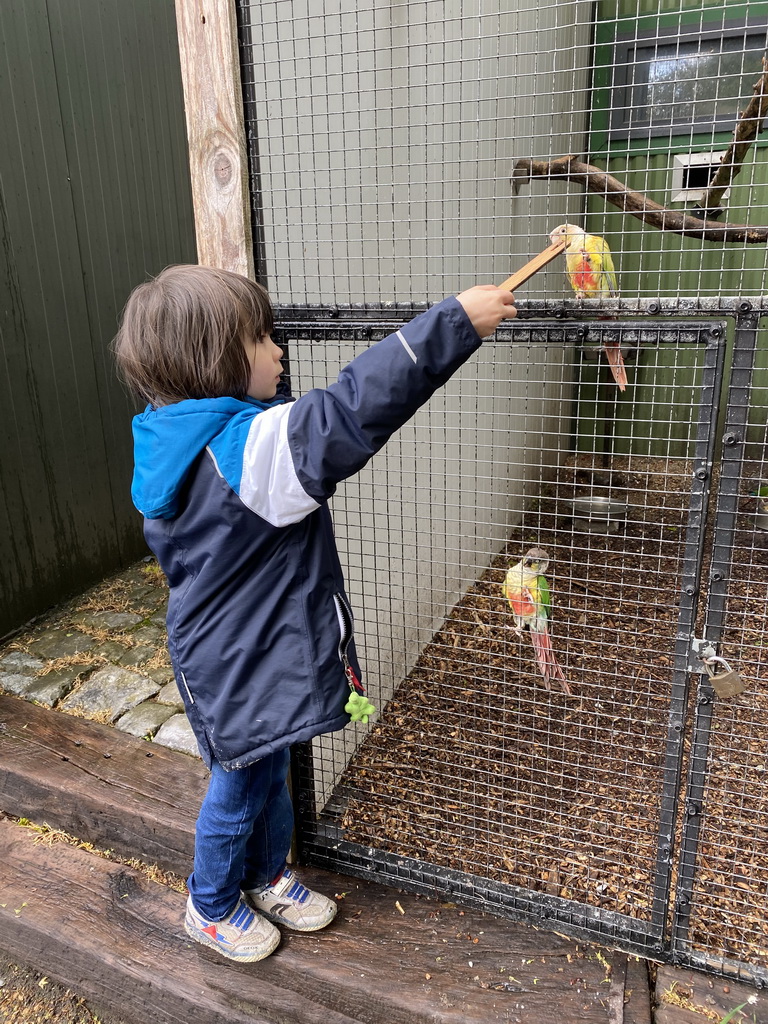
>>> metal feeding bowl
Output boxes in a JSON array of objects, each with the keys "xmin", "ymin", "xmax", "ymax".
[{"xmin": 566, "ymin": 495, "xmax": 629, "ymax": 534}]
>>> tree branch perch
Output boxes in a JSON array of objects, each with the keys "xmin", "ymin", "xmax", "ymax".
[
  {"xmin": 698, "ymin": 58, "xmax": 768, "ymax": 214},
  {"xmin": 512, "ymin": 154, "xmax": 768, "ymax": 243}
]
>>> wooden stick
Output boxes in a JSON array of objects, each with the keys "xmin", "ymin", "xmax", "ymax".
[{"xmin": 497, "ymin": 239, "xmax": 566, "ymax": 291}]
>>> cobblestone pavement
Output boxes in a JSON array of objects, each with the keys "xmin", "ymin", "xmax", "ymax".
[
  {"xmin": 0, "ymin": 559, "xmax": 192, "ymax": 1023},
  {"xmin": 0, "ymin": 558, "xmax": 199, "ymax": 760}
]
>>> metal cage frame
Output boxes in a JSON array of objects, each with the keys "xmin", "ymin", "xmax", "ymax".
[
  {"xmin": 275, "ymin": 297, "xmax": 768, "ymax": 983},
  {"xmin": 223, "ymin": 0, "xmax": 768, "ymax": 984}
]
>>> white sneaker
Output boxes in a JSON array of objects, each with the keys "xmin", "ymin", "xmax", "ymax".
[
  {"xmin": 184, "ymin": 895, "xmax": 280, "ymax": 962},
  {"xmin": 243, "ymin": 868, "xmax": 337, "ymax": 932}
]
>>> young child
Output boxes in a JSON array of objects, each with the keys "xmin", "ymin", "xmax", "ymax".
[{"xmin": 113, "ymin": 265, "xmax": 516, "ymax": 962}]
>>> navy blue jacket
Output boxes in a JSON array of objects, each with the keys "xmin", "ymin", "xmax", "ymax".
[{"xmin": 131, "ymin": 297, "xmax": 481, "ymax": 769}]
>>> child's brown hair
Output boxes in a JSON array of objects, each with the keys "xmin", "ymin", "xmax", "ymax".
[{"xmin": 113, "ymin": 264, "xmax": 274, "ymax": 406}]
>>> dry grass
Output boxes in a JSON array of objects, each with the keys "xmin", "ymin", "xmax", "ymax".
[
  {"xmin": 139, "ymin": 648, "xmax": 173, "ymax": 675},
  {"xmin": 73, "ymin": 562, "xmax": 165, "ymax": 619},
  {"xmin": 52, "ymin": 706, "xmax": 115, "ymax": 725},
  {"xmin": 0, "ymin": 561, "xmax": 170, "ymax": 721},
  {"xmin": 0, "ymin": 953, "xmax": 123, "ymax": 1024},
  {"xmin": 7, "ymin": 562, "xmax": 168, "ymax": 652},
  {"xmin": 13, "ymin": 818, "xmax": 186, "ymax": 894}
]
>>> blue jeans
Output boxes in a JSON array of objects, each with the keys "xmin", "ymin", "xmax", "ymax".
[{"xmin": 187, "ymin": 747, "xmax": 294, "ymax": 920}]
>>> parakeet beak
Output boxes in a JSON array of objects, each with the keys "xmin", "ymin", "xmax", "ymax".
[{"xmin": 549, "ymin": 226, "xmax": 566, "ymax": 247}]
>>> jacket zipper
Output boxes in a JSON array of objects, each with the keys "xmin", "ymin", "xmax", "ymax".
[{"xmin": 333, "ymin": 592, "xmax": 364, "ymax": 692}]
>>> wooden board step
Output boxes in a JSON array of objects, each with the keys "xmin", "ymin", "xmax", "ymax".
[
  {"xmin": 0, "ymin": 693, "xmax": 652, "ymax": 1022},
  {"xmin": 0, "ymin": 692, "xmax": 207, "ymax": 874},
  {"xmin": 0, "ymin": 818, "xmax": 651, "ymax": 1024}
]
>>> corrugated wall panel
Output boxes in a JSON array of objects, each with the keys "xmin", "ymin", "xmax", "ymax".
[{"xmin": 0, "ymin": 0, "xmax": 196, "ymax": 637}]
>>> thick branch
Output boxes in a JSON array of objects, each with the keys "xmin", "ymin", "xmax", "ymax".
[
  {"xmin": 512, "ymin": 155, "xmax": 768, "ymax": 242},
  {"xmin": 700, "ymin": 59, "xmax": 768, "ymax": 213}
]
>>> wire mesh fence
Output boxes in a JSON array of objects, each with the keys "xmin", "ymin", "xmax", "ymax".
[
  {"xmin": 673, "ymin": 307, "xmax": 768, "ymax": 977},
  {"xmin": 240, "ymin": 0, "xmax": 768, "ymax": 304},
  {"xmin": 238, "ymin": 0, "xmax": 768, "ymax": 981}
]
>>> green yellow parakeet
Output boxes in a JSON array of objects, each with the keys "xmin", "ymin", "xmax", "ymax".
[
  {"xmin": 503, "ymin": 547, "xmax": 571, "ymax": 694},
  {"xmin": 549, "ymin": 223, "xmax": 627, "ymax": 391}
]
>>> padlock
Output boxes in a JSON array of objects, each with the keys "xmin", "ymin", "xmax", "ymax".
[{"xmin": 703, "ymin": 656, "xmax": 746, "ymax": 698}]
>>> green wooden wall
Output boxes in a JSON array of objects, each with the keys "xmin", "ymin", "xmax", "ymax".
[
  {"xmin": 0, "ymin": 0, "xmax": 197, "ymax": 638},
  {"xmin": 577, "ymin": 0, "xmax": 768, "ymax": 457}
]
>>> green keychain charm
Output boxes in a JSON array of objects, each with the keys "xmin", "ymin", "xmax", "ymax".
[
  {"xmin": 344, "ymin": 663, "xmax": 376, "ymax": 723},
  {"xmin": 345, "ymin": 690, "xmax": 377, "ymax": 723}
]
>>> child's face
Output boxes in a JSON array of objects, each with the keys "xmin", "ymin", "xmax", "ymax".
[{"xmin": 244, "ymin": 334, "xmax": 284, "ymax": 401}]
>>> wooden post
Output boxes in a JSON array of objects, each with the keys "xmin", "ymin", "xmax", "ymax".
[{"xmin": 174, "ymin": 0, "xmax": 254, "ymax": 277}]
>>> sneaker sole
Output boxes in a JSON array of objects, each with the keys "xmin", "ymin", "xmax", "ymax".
[{"xmin": 184, "ymin": 919, "xmax": 280, "ymax": 962}]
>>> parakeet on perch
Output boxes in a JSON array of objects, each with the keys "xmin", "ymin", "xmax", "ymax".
[
  {"xmin": 549, "ymin": 223, "xmax": 627, "ymax": 392},
  {"xmin": 503, "ymin": 547, "xmax": 571, "ymax": 695}
]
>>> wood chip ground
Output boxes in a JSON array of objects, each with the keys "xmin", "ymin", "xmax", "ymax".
[{"xmin": 333, "ymin": 455, "xmax": 768, "ymax": 975}]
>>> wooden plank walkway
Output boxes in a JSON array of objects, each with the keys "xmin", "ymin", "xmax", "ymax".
[
  {"xmin": 0, "ymin": 690, "xmax": 207, "ymax": 873},
  {"xmin": 0, "ymin": 817, "xmax": 653, "ymax": 1024},
  {"xmin": 0, "ymin": 690, "xmax": 750, "ymax": 1024}
]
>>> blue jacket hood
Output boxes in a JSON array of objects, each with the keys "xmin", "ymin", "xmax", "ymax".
[{"xmin": 132, "ymin": 396, "xmax": 283, "ymax": 519}]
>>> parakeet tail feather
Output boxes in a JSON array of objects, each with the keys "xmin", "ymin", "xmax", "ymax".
[
  {"xmin": 531, "ymin": 629, "xmax": 572, "ymax": 695},
  {"xmin": 604, "ymin": 340, "xmax": 627, "ymax": 391}
]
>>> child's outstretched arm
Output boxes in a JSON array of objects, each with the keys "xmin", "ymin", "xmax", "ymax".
[
  {"xmin": 284, "ymin": 287, "xmax": 517, "ymax": 504},
  {"xmin": 222, "ymin": 287, "xmax": 517, "ymax": 527}
]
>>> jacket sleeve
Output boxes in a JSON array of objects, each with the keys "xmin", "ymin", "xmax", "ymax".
[
  {"xmin": 232, "ymin": 296, "xmax": 481, "ymax": 525},
  {"xmin": 286, "ymin": 296, "xmax": 481, "ymax": 503}
]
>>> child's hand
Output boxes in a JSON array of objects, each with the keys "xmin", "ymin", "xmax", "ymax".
[{"xmin": 456, "ymin": 285, "xmax": 517, "ymax": 338}]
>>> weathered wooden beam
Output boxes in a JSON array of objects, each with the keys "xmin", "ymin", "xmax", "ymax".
[
  {"xmin": 0, "ymin": 821, "xmax": 344, "ymax": 1024},
  {"xmin": 174, "ymin": 0, "xmax": 253, "ymax": 275},
  {"xmin": 0, "ymin": 695, "xmax": 655, "ymax": 1021},
  {"xmin": 0, "ymin": 817, "xmax": 652, "ymax": 1024},
  {"xmin": 0, "ymin": 694, "xmax": 206, "ymax": 874}
]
